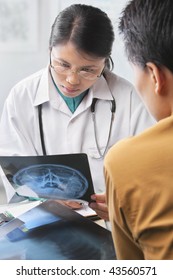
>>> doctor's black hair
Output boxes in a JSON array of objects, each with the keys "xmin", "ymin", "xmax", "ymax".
[
  {"xmin": 119, "ymin": 0, "xmax": 173, "ymax": 73},
  {"xmin": 49, "ymin": 4, "xmax": 115, "ymax": 71}
]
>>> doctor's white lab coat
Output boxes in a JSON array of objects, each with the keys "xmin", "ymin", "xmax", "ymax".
[{"xmin": 0, "ymin": 67, "xmax": 155, "ymax": 193}]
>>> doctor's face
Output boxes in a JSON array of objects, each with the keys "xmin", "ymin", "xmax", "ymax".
[{"xmin": 50, "ymin": 41, "xmax": 105, "ymax": 98}]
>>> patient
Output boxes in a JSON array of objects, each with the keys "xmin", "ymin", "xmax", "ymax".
[{"xmin": 104, "ymin": 0, "xmax": 173, "ymax": 259}]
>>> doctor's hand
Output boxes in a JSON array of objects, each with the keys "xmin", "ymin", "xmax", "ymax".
[{"xmin": 89, "ymin": 193, "xmax": 109, "ymax": 221}]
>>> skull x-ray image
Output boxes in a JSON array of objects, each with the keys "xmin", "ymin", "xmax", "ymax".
[
  {"xmin": 13, "ymin": 164, "xmax": 88, "ymax": 199},
  {"xmin": 0, "ymin": 153, "xmax": 94, "ymax": 202}
]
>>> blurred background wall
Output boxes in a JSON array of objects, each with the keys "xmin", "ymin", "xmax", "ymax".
[{"xmin": 0, "ymin": 0, "xmax": 132, "ymax": 116}]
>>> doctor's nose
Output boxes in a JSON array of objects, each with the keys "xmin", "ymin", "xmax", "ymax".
[{"xmin": 66, "ymin": 72, "xmax": 80, "ymax": 85}]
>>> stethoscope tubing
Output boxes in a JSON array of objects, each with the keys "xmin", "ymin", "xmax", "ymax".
[
  {"xmin": 38, "ymin": 104, "xmax": 47, "ymax": 155},
  {"xmin": 91, "ymin": 98, "xmax": 116, "ymax": 158}
]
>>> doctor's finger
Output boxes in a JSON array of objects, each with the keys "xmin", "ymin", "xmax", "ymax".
[
  {"xmin": 91, "ymin": 193, "xmax": 106, "ymax": 203},
  {"xmin": 95, "ymin": 208, "xmax": 109, "ymax": 221},
  {"xmin": 89, "ymin": 202, "xmax": 109, "ymax": 220}
]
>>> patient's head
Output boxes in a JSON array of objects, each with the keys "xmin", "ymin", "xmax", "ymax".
[{"xmin": 119, "ymin": 0, "xmax": 173, "ymax": 121}]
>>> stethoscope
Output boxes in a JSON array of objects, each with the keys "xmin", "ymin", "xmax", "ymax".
[
  {"xmin": 38, "ymin": 97, "xmax": 116, "ymax": 159},
  {"xmin": 90, "ymin": 97, "xmax": 116, "ymax": 158}
]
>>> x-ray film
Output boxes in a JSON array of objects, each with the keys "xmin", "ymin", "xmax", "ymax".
[
  {"xmin": 0, "ymin": 200, "xmax": 116, "ymax": 260},
  {"xmin": 0, "ymin": 153, "xmax": 94, "ymax": 202}
]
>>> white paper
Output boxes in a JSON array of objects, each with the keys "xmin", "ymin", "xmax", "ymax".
[{"xmin": 0, "ymin": 165, "xmax": 15, "ymax": 203}]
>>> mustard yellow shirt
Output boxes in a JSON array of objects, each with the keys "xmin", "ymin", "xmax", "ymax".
[{"xmin": 105, "ymin": 115, "xmax": 173, "ymax": 260}]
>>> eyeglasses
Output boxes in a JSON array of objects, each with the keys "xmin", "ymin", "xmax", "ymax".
[{"xmin": 50, "ymin": 52, "xmax": 104, "ymax": 81}]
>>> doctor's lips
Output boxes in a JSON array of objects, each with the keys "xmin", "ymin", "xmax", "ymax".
[{"xmin": 61, "ymin": 85, "xmax": 79, "ymax": 94}]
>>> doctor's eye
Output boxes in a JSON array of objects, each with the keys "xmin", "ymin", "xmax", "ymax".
[
  {"xmin": 58, "ymin": 62, "xmax": 70, "ymax": 69},
  {"xmin": 81, "ymin": 67, "xmax": 95, "ymax": 73}
]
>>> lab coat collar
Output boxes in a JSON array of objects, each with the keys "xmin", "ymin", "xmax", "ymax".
[
  {"xmin": 33, "ymin": 66, "xmax": 52, "ymax": 106},
  {"xmin": 91, "ymin": 72, "xmax": 114, "ymax": 101},
  {"xmin": 33, "ymin": 66, "xmax": 114, "ymax": 116},
  {"xmin": 70, "ymin": 73, "xmax": 114, "ymax": 118}
]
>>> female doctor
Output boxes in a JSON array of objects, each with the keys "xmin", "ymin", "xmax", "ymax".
[{"xmin": 0, "ymin": 4, "xmax": 154, "ymax": 219}]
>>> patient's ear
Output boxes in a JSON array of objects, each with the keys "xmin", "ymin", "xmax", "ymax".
[{"xmin": 146, "ymin": 62, "xmax": 165, "ymax": 95}]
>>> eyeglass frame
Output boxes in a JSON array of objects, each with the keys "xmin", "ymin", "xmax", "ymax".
[{"xmin": 49, "ymin": 51, "xmax": 105, "ymax": 81}]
